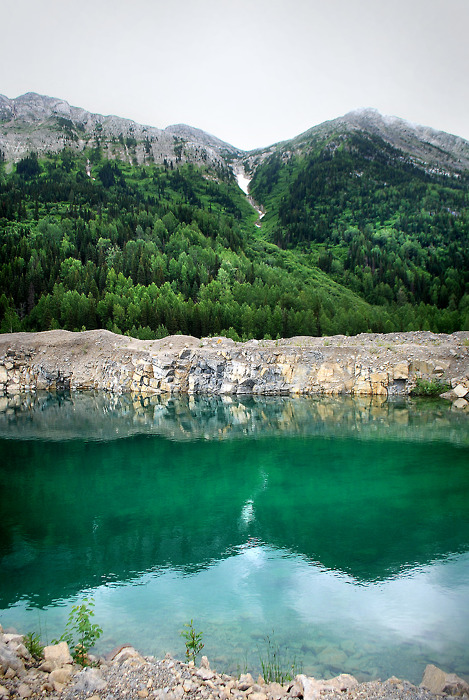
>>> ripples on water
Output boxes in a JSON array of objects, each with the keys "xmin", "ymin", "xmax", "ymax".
[{"xmin": 0, "ymin": 393, "xmax": 468, "ymax": 683}]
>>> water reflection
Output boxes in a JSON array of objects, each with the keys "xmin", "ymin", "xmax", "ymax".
[
  {"xmin": 0, "ymin": 391, "xmax": 468, "ymax": 444},
  {"xmin": 0, "ymin": 393, "xmax": 468, "ymax": 682}
]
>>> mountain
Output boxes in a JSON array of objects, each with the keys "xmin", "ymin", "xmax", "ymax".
[
  {"xmin": 0, "ymin": 93, "xmax": 468, "ymax": 338},
  {"xmin": 248, "ymin": 109, "xmax": 469, "ymax": 320},
  {"xmin": 0, "ymin": 92, "xmax": 242, "ymax": 169}
]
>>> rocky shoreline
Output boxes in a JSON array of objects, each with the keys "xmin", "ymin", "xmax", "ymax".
[
  {"xmin": 1, "ymin": 625, "xmax": 469, "ymax": 700},
  {"xmin": 0, "ymin": 330, "xmax": 468, "ymax": 407}
]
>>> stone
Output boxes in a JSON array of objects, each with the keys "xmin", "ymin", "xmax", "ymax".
[
  {"xmin": 12, "ymin": 644, "xmax": 30, "ymax": 660},
  {"xmin": 138, "ymin": 690, "xmax": 149, "ymax": 698},
  {"xmin": 238, "ymin": 673, "xmax": 254, "ymax": 691},
  {"xmin": 323, "ymin": 674, "xmax": 358, "ymax": 691},
  {"xmin": 17, "ymin": 684, "xmax": 32, "ymax": 699},
  {"xmin": 393, "ymin": 362, "xmax": 409, "ymax": 380},
  {"xmin": 43, "ymin": 642, "xmax": 72, "ymax": 669},
  {"xmin": 440, "ymin": 389, "xmax": 457, "ymax": 400},
  {"xmin": 267, "ymin": 681, "xmax": 286, "ymax": 698},
  {"xmin": 38, "ymin": 661, "xmax": 54, "ymax": 673},
  {"xmin": 0, "ymin": 642, "xmax": 24, "ymax": 673},
  {"xmin": 2, "ymin": 635, "xmax": 23, "ymax": 646},
  {"xmin": 200, "ymin": 655, "xmax": 211, "ymax": 670},
  {"xmin": 49, "ymin": 667, "xmax": 73, "ymax": 686},
  {"xmin": 73, "ymin": 667, "xmax": 107, "ymax": 692},
  {"xmin": 421, "ymin": 664, "xmax": 469, "ymax": 696},
  {"xmin": 106, "ymin": 643, "xmax": 134, "ymax": 661},
  {"xmin": 453, "ymin": 384, "xmax": 468, "ymax": 398},
  {"xmin": 110, "ymin": 645, "xmax": 146, "ymax": 664},
  {"xmin": 295, "ymin": 673, "xmax": 357, "ymax": 700},
  {"xmin": 0, "ymin": 685, "xmax": 8, "ymax": 698},
  {"xmin": 197, "ymin": 668, "xmax": 216, "ymax": 681},
  {"xmin": 453, "ymin": 398, "xmax": 468, "ymax": 409}
]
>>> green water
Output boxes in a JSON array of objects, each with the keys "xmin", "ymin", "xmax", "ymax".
[{"xmin": 0, "ymin": 393, "xmax": 468, "ymax": 683}]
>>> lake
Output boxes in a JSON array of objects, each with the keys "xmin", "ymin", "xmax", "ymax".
[{"xmin": 0, "ymin": 392, "xmax": 468, "ymax": 683}]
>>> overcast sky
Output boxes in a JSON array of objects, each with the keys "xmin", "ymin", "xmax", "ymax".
[{"xmin": 1, "ymin": 0, "xmax": 468, "ymax": 150}]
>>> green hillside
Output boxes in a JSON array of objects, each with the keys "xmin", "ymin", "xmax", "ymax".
[
  {"xmin": 0, "ymin": 149, "xmax": 392, "ymax": 339},
  {"xmin": 249, "ymin": 130, "xmax": 469, "ymax": 332}
]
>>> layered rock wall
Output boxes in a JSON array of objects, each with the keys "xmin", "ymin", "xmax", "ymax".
[{"xmin": 0, "ymin": 330, "xmax": 468, "ymax": 405}]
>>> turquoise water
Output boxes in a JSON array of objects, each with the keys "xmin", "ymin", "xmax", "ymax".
[{"xmin": 0, "ymin": 393, "xmax": 468, "ymax": 683}]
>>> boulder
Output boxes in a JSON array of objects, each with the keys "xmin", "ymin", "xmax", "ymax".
[
  {"xmin": 0, "ymin": 642, "xmax": 24, "ymax": 673},
  {"xmin": 393, "ymin": 362, "xmax": 409, "ymax": 380},
  {"xmin": 453, "ymin": 398, "xmax": 468, "ymax": 409},
  {"xmin": 421, "ymin": 664, "xmax": 469, "ymax": 696},
  {"xmin": 110, "ymin": 645, "xmax": 146, "ymax": 665},
  {"xmin": 296, "ymin": 673, "xmax": 357, "ymax": 700},
  {"xmin": 73, "ymin": 667, "xmax": 107, "ymax": 692},
  {"xmin": 43, "ymin": 642, "xmax": 73, "ymax": 669},
  {"xmin": 440, "ymin": 389, "xmax": 457, "ymax": 401},
  {"xmin": 453, "ymin": 384, "xmax": 468, "ymax": 398},
  {"xmin": 49, "ymin": 666, "xmax": 73, "ymax": 686}
]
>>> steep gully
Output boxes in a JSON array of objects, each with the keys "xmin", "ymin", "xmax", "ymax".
[{"xmin": 234, "ymin": 168, "xmax": 265, "ymax": 226}]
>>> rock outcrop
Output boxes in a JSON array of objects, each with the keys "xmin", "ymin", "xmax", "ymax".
[{"xmin": 0, "ymin": 330, "xmax": 468, "ymax": 406}]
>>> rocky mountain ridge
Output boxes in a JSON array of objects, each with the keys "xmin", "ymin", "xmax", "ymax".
[
  {"xmin": 2, "ymin": 93, "xmax": 469, "ymax": 180},
  {"xmin": 0, "ymin": 92, "xmax": 241, "ymax": 169},
  {"xmin": 241, "ymin": 109, "xmax": 469, "ymax": 178}
]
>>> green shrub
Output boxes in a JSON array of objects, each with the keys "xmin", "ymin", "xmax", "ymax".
[
  {"xmin": 181, "ymin": 619, "xmax": 204, "ymax": 663},
  {"xmin": 24, "ymin": 632, "xmax": 44, "ymax": 659},
  {"xmin": 410, "ymin": 377, "xmax": 450, "ymax": 396},
  {"xmin": 54, "ymin": 597, "xmax": 102, "ymax": 666}
]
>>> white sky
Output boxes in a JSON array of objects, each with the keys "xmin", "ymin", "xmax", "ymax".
[{"xmin": 1, "ymin": 0, "xmax": 468, "ymax": 151}]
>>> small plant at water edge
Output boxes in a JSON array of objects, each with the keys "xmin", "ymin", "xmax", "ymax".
[
  {"xmin": 24, "ymin": 632, "xmax": 44, "ymax": 659},
  {"xmin": 259, "ymin": 634, "xmax": 301, "ymax": 685},
  {"xmin": 54, "ymin": 597, "xmax": 103, "ymax": 666},
  {"xmin": 181, "ymin": 619, "xmax": 204, "ymax": 663},
  {"xmin": 410, "ymin": 377, "xmax": 450, "ymax": 397}
]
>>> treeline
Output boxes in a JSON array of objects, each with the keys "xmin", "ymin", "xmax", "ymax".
[
  {"xmin": 250, "ymin": 132, "xmax": 469, "ymax": 330},
  {"xmin": 0, "ymin": 148, "xmax": 467, "ymax": 339}
]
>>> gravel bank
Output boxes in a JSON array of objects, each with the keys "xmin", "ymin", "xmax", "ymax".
[{"xmin": 2, "ymin": 628, "xmax": 468, "ymax": 700}]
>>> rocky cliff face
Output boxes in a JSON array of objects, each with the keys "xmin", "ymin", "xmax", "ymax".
[
  {"xmin": 0, "ymin": 93, "xmax": 242, "ymax": 167},
  {"xmin": 0, "ymin": 330, "xmax": 468, "ymax": 409}
]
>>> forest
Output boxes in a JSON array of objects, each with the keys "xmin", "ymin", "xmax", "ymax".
[
  {"xmin": 250, "ymin": 131, "xmax": 469, "ymax": 333},
  {"xmin": 0, "ymin": 140, "xmax": 468, "ymax": 340}
]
